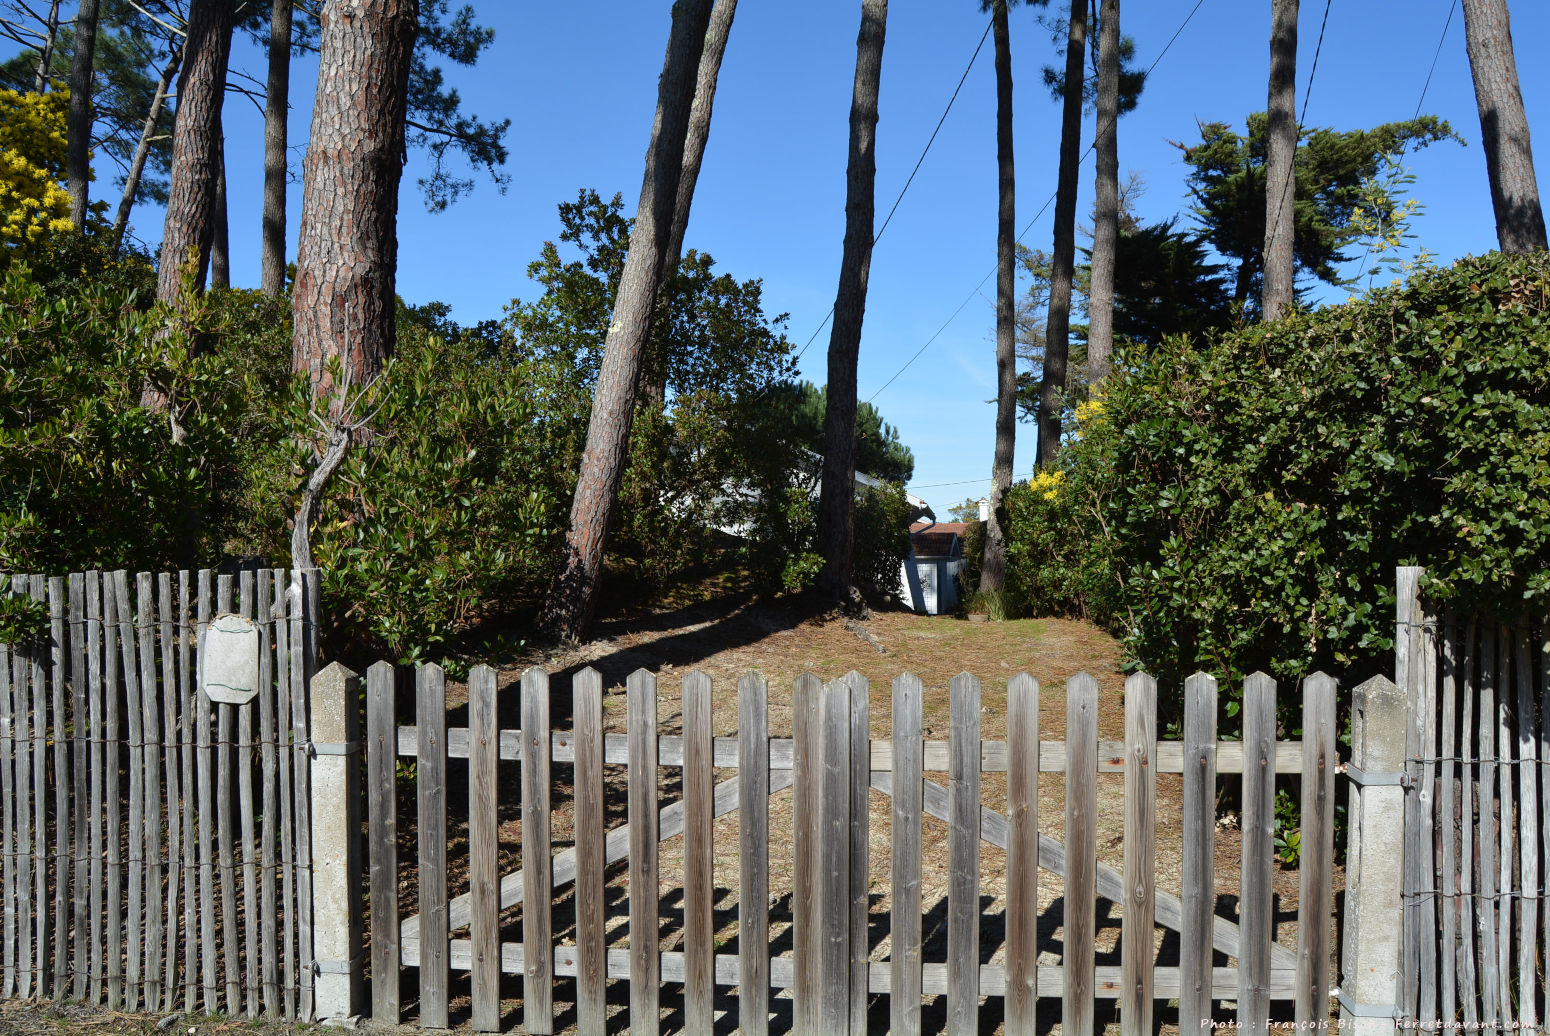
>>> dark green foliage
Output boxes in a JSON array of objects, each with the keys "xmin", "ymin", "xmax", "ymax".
[
  {"xmin": 408, "ymin": 0, "xmax": 510, "ymax": 211},
  {"xmin": 766, "ymin": 380, "xmax": 915, "ymax": 483},
  {"xmin": 0, "ymin": 263, "xmax": 286, "ymax": 573},
  {"xmin": 282, "ymin": 317, "xmax": 564, "ymax": 662},
  {"xmin": 851, "ymin": 481, "xmax": 914, "ymax": 604},
  {"xmin": 1005, "ymin": 251, "xmax": 1550, "ymax": 702},
  {"xmin": 1109, "ymin": 218, "xmax": 1234, "ymax": 348},
  {"xmin": 504, "ymin": 188, "xmax": 810, "ymax": 591},
  {"xmin": 1182, "ymin": 113, "xmax": 1462, "ymax": 307},
  {"xmin": 0, "ymin": 260, "xmax": 570, "ymax": 661}
]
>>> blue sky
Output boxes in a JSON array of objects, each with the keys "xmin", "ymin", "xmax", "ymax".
[{"xmin": 111, "ymin": 2, "xmax": 1550, "ymax": 516}]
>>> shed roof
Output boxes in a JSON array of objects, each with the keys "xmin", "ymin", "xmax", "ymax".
[{"xmin": 909, "ymin": 520, "xmax": 968, "ymax": 559}]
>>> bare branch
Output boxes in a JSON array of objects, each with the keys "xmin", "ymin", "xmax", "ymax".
[{"xmin": 124, "ymin": 0, "xmax": 186, "ymax": 38}]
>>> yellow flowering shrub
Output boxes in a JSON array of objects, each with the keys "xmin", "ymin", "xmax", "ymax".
[
  {"xmin": 1028, "ymin": 467, "xmax": 1065, "ymax": 502},
  {"xmin": 0, "ymin": 89, "xmax": 74, "ymax": 254},
  {"xmin": 1073, "ymin": 396, "xmax": 1104, "ymax": 425}
]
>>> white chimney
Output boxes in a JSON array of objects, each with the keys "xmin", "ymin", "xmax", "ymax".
[{"xmin": 978, "ymin": 497, "xmax": 989, "ymax": 522}]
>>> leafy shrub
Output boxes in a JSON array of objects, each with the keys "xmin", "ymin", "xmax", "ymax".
[
  {"xmin": 0, "ymin": 268, "xmax": 566, "ymax": 662},
  {"xmin": 1004, "ymin": 414, "xmax": 1119, "ymax": 622},
  {"xmin": 0, "ymin": 266, "xmax": 270, "ymax": 572},
  {"xmin": 852, "ymin": 480, "xmax": 914, "ymax": 605},
  {"xmin": 1007, "ymin": 250, "xmax": 1550, "ymax": 699},
  {"xmin": 248, "ymin": 323, "xmax": 568, "ymax": 663}
]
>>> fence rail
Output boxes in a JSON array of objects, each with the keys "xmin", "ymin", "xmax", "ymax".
[
  {"xmin": 0, "ymin": 567, "xmax": 318, "ymax": 1021},
  {"xmin": 368, "ymin": 662, "xmax": 1338, "ymax": 1033}
]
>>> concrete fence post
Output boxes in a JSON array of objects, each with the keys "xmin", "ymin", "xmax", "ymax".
[
  {"xmin": 1339, "ymin": 673, "xmax": 1409, "ymax": 1035},
  {"xmin": 310, "ymin": 662, "xmax": 362, "ymax": 1024}
]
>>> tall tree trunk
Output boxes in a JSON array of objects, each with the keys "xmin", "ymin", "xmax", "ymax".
[
  {"xmin": 289, "ymin": 0, "xmax": 419, "ymax": 574},
  {"xmin": 66, "ymin": 0, "xmax": 101, "ymax": 230},
  {"xmin": 1261, "ymin": 0, "xmax": 1298, "ymax": 321},
  {"xmin": 33, "ymin": 0, "xmax": 61, "ymax": 92},
  {"xmin": 1461, "ymin": 0, "xmax": 1547, "ymax": 252},
  {"xmin": 261, "ymin": 0, "xmax": 293, "ymax": 296},
  {"xmin": 537, "ymin": 0, "xmax": 715, "ymax": 642},
  {"xmin": 1036, "ymin": 0, "xmax": 1086, "ymax": 468},
  {"xmin": 210, "ymin": 142, "xmax": 229, "ymax": 288},
  {"xmin": 979, "ymin": 0, "xmax": 1015, "ymax": 595},
  {"xmin": 112, "ymin": 46, "xmax": 181, "ymax": 252},
  {"xmin": 1086, "ymin": 0, "xmax": 1120, "ymax": 383},
  {"xmin": 145, "ymin": 0, "xmax": 236, "ymax": 409},
  {"xmin": 291, "ymin": 0, "xmax": 419, "ymax": 400},
  {"xmin": 815, "ymin": 0, "xmax": 888, "ymax": 603},
  {"xmin": 153, "ymin": 0, "xmax": 235, "ymax": 302},
  {"xmin": 642, "ymin": 0, "xmax": 738, "ymax": 408}
]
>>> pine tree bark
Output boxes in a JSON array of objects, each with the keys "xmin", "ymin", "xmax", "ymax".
[
  {"xmin": 66, "ymin": 0, "xmax": 101, "ymax": 230},
  {"xmin": 979, "ymin": 0, "xmax": 1015, "ymax": 595},
  {"xmin": 1261, "ymin": 0, "xmax": 1298, "ymax": 321},
  {"xmin": 291, "ymin": 0, "xmax": 419, "ymax": 400},
  {"xmin": 112, "ymin": 46, "xmax": 181, "ymax": 252},
  {"xmin": 643, "ymin": 0, "xmax": 738, "ymax": 408},
  {"xmin": 1461, "ymin": 0, "xmax": 1547, "ymax": 252},
  {"xmin": 538, "ymin": 0, "xmax": 715, "ymax": 642},
  {"xmin": 211, "ymin": 144, "xmax": 229, "ymax": 288},
  {"xmin": 815, "ymin": 0, "xmax": 888, "ymax": 603},
  {"xmin": 1036, "ymin": 0, "xmax": 1086, "ymax": 468},
  {"xmin": 152, "ymin": 0, "xmax": 236, "ymax": 308},
  {"xmin": 145, "ymin": 0, "xmax": 235, "ymax": 409},
  {"xmin": 261, "ymin": 0, "xmax": 293, "ymax": 296},
  {"xmin": 1086, "ymin": 0, "xmax": 1120, "ymax": 383}
]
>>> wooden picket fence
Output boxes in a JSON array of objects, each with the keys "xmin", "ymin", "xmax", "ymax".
[
  {"xmin": 1398, "ymin": 565, "xmax": 1550, "ymax": 1033},
  {"xmin": 0, "ymin": 567, "xmax": 318, "ymax": 1021},
  {"xmin": 16, "ymin": 563, "xmax": 1487, "ymax": 1032},
  {"xmin": 368, "ymin": 662, "xmax": 1339, "ymax": 1033}
]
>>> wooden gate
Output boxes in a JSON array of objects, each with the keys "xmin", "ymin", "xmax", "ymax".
[{"xmin": 368, "ymin": 662, "xmax": 1338, "ymax": 1032}]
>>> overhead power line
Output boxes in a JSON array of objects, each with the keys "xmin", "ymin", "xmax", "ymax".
[
  {"xmin": 908, "ymin": 476, "xmax": 994, "ymax": 490},
  {"xmin": 791, "ymin": 17, "xmax": 995, "ymax": 365},
  {"xmin": 866, "ymin": 0, "xmax": 1210, "ymax": 404},
  {"xmin": 1414, "ymin": 0, "xmax": 1459, "ymax": 119}
]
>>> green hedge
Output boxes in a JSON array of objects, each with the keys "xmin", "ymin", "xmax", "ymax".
[{"xmin": 1007, "ymin": 250, "xmax": 1550, "ymax": 694}]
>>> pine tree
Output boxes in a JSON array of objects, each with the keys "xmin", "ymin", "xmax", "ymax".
[
  {"xmin": 1261, "ymin": 0, "xmax": 1298, "ymax": 320},
  {"xmin": 815, "ymin": 0, "xmax": 888, "ymax": 604},
  {"xmin": 538, "ymin": 0, "xmax": 716, "ymax": 641},
  {"xmin": 1460, "ymin": 0, "xmax": 1546, "ymax": 252}
]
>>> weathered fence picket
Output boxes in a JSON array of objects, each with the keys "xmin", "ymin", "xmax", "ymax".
[
  {"xmin": 0, "ymin": 567, "xmax": 316, "ymax": 1021},
  {"xmin": 1394, "ymin": 568, "xmax": 1549, "ymax": 1036},
  {"xmin": 415, "ymin": 663, "xmax": 448, "ymax": 1029},
  {"xmin": 626, "ymin": 668, "xmax": 660, "ymax": 1036}
]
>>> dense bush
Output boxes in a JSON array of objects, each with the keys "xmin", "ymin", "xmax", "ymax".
[
  {"xmin": 2, "ymin": 228, "xmax": 919, "ymax": 657},
  {"xmin": 851, "ymin": 481, "xmax": 915, "ymax": 604},
  {"xmin": 252, "ymin": 322, "xmax": 570, "ymax": 662},
  {"xmin": 1007, "ymin": 250, "xmax": 1550, "ymax": 694},
  {"xmin": 0, "ymin": 264, "xmax": 278, "ymax": 573}
]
